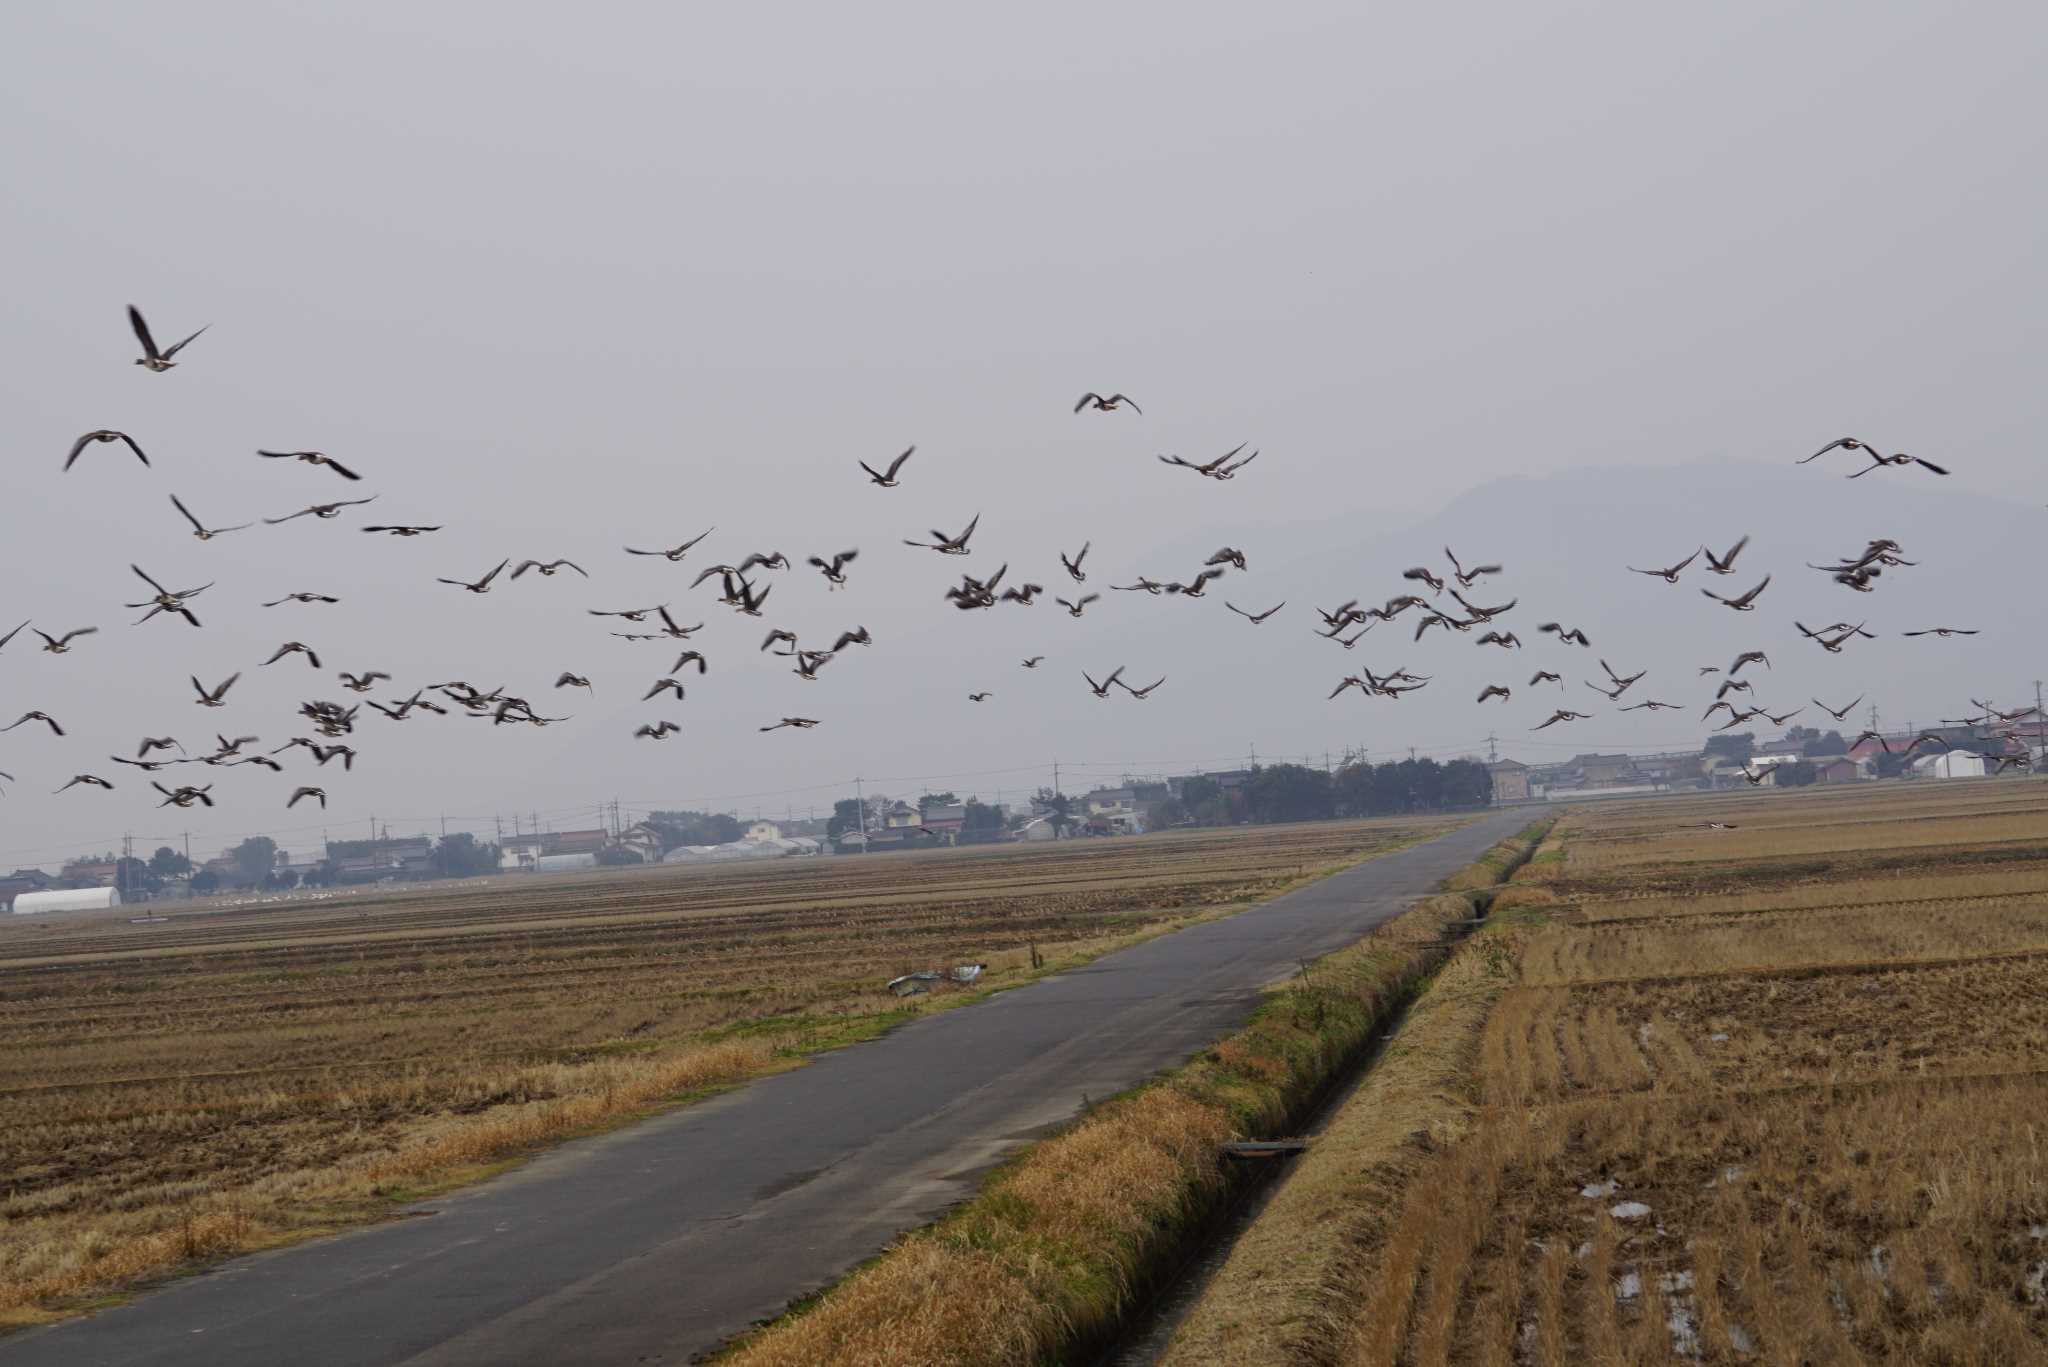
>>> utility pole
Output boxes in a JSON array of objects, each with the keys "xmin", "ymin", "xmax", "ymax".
[
  {"xmin": 1409, "ymin": 746, "xmax": 1417, "ymax": 761},
  {"xmin": 1486, "ymin": 731, "xmax": 1498, "ymax": 762},
  {"xmin": 440, "ymin": 814, "xmax": 447, "ymax": 839},
  {"xmin": 1052, "ymin": 758, "xmax": 1060, "ymax": 798}
]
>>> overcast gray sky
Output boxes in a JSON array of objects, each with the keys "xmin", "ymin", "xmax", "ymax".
[{"xmin": 2, "ymin": 3, "xmax": 2043, "ymax": 868}]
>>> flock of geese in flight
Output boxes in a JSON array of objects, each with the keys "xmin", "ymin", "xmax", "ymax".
[{"xmin": 6, "ymin": 307, "xmax": 2024, "ymax": 816}]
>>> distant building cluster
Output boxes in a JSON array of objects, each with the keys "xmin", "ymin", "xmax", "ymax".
[{"xmin": 1489, "ymin": 706, "xmax": 2044, "ymax": 801}]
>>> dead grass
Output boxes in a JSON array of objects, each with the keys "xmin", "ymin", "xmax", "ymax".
[
  {"xmin": 724, "ymin": 823, "xmax": 1548, "ymax": 1367},
  {"xmin": 1209, "ymin": 778, "xmax": 2048, "ymax": 1366},
  {"xmin": 0, "ymin": 816, "xmax": 1447, "ymax": 1323}
]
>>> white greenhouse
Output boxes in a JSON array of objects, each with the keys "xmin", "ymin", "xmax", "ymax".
[{"xmin": 12, "ymin": 887, "xmax": 123, "ymax": 915}]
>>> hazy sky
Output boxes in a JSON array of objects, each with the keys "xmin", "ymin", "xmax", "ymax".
[{"xmin": 3, "ymin": 3, "xmax": 2044, "ymax": 868}]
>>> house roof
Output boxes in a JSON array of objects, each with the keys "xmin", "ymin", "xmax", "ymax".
[{"xmin": 1489, "ymin": 759, "xmax": 1529, "ymax": 772}]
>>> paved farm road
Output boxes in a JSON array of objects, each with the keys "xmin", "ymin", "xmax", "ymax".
[{"xmin": 2, "ymin": 813, "xmax": 1523, "ymax": 1367}]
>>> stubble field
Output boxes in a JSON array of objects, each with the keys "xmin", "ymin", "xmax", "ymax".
[
  {"xmin": 0, "ymin": 815, "xmax": 1445, "ymax": 1324},
  {"xmin": 1166, "ymin": 779, "xmax": 2048, "ymax": 1366}
]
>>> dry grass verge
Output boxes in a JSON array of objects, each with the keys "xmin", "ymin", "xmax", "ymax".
[
  {"xmin": 723, "ymin": 820, "xmax": 1550, "ymax": 1367},
  {"xmin": 1159, "ymin": 850, "xmax": 1555, "ymax": 1365}
]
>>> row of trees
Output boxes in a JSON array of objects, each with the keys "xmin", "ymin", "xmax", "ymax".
[
  {"xmin": 1148, "ymin": 758, "xmax": 1493, "ymax": 829},
  {"xmin": 118, "ymin": 832, "xmax": 505, "ymax": 896}
]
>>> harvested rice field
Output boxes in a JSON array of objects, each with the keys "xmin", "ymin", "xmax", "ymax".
[
  {"xmin": 0, "ymin": 815, "xmax": 1445, "ymax": 1324},
  {"xmin": 1164, "ymin": 778, "xmax": 2048, "ymax": 1366}
]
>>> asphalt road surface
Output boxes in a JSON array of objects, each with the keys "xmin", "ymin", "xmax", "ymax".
[{"xmin": 3, "ymin": 812, "xmax": 1523, "ymax": 1367}]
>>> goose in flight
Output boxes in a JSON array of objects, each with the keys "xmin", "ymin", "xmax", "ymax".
[
  {"xmin": 590, "ymin": 605, "xmax": 665, "ymax": 622},
  {"xmin": 669, "ymin": 649, "xmax": 709, "ymax": 673},
  {"xmin": 1112, "ymin": 577, "xmax": 1164, "ymax": 595},
  {"xmin": 1739, "ymin": 765, "xmax": 1769, "ymax": 786},
  {"xmin": 3, "ymin": 711, "xmax": 64, "ymax": 736},
  {"xmin": 192, "ymin": 673, "xmax": 240, "ymax": 706},
  {"xmin": 760, "ymin": 629, "xmax": 799, "ymax": 655},
  {"xmin": 732, "ymin": 577, "xmax": 772, "ymax": 617},
  {"xmin": 64, "ymin": 430, "xmax": 149, "ymax": 471},
  {"xmin": 1529, "ymin": 670, "xmax": 1562, "ymax": 686},
  {"xmin": 1537, "ymin": 622, "xmax": 1591, "ymax": 647},
  {"xmin": 1021, "ymin": 656, "xmax": 1044, "ymax": 668},
  {"xmin": 807, "ymin": 550, "xmax": 858, "ymax": 587},
  {"xmin": 1628, "ymin": 548, "xmax": 1701, "ymax": 583},
  {"xmin": 968, "ymin": 691, "xmax": 994, "ymax": 702},
  {"xmin": 1227, "ymin": 601, "xmax": 1284, "ymax": 624},
  {"xmin": 1714, "ymin": 678, "xmax": 1755, "ymax": 700},
  {"xmin": 287, "ymin": 786, "xmax": 328, "ymax": 809},
  {"xmin": 438, "ymin": 560, "xmax": 510, "ymax": 594},
  {"xmin": 555, "ymin": 672, "xmax": 594, "ymax": 693},
  {"xmin": 127, "ymin": 565, "xmax": 211, "ymax": 626},
  {"xmin": 829, "ymin": 627, "xmax": 871, "ymax": 651},
  {"xmin": 1600, "ymin": 660, "xmax": 1647, "ymax": 691},
  {"xmin": 1333, "ymin": 626, "xmax": 1373, "ymax": 650},
  {"xmin": 128, "ymin": 305, "xmax": 208, "ymax": 371},
  {"xmin": 259, "ymin": 449, "xmax": 361, "ymax": 481},
  {"xmin": 1164, "ymin": 569, "xmax": 1222, "ymax": 598},
  {"xmin": 1074, "ymin": 392, "xmax": 1140, "ymax": 414},
  {"xmin": 791, "ymin": 651, "xmax": 833, "ymax": 681},
  {"xmin": 1902, "ymin": 627, "xmax": 1978, "ymax": 637},
  {"xmin": 1797, "ymin": 620, "xmax": 1871, "ymax": 653},
  {"xmin": 0, "ymin": 621, "xmax": 28, "ymax": 655},
  {"xmin": 1813, "ymin": 695, "xmax": 1864, "ymax": 722},
  {"xmin": 1726, "ymin": 650, "xmax": 1770, "ymax": 675},
  {"xmin": 136, "ymin": 736, "xmax": 183, "ymax": 757},
  {"xmin": 1402, "ymin": 566, "xmax": 1445, "ymax": 595},
  {"xmin": 1118, "ymin": 676, "xmax": 1165, "ymax": 699},
  {"xmin": 1702, "ymin": 535, "xmax": 1751, "ymax": 575},
  {"xmin": 903, "ymin": 514, "xmax": 980, "ymax": 555},
  {"xmin": 112, "ymin": 754, "xmax": 182, "ymax": 772},
  {"xmin": 1531, "ymin": 710, "xmax": 1592, "ymax": 730},
  {"xmin": 263, "ymin": 642, "xmax": 322, "ymax": 669},
  {"xmin": 339, "ymin": 670, "xmax": 390, "ymax": 692},
  {"xmin": 1450, "ymin": 591, "xmax": 1515, "ymax": 622},
  {"xmin": 1476, "ymin": 684, "xmax": 1511, "ymax": 704},
  {"xmin": 1619, "ymin": 699, "xmax": 1681, "ymax": 711},
  {"xmin": 312, "ymin": 744, "xmax": 355, "ymax": 770},
  {"xmin": 1802, "ymin": 437, "xmax": 1950, "ymax": 478},
  {"xmin": 759, "ymin": 717, "xmax": 820, "ymax": 731},
  {"xmin": 170, "ymin": 494, "xmax": 250, "ymax": 540},
  {"xmin": 1056, "ymin": 594, "xmax": 1099, "ymax": 617},
  {"xmin": 1475, "ymin": 631, "xmax": 1521, "ymax": 649},
  {"xmin": 153, "ymin": 782, "xmax": 214, "ymax": 808},
  {"xmin": 1444, "ymin": 547, "xmax": 1502, "ymax": 588},
  {"xmin": 1586, "ymin": 680, "xmax": 1629, "ymax": 702},
  {"xmin": 512, "ymin": 559, "xmax": 588, "ymax": 579},
  {"xmin": 55, "ymin": 774, "xmax": 115, "ymax": 793},
  {"xmin": 1060, "ymin": 543, "xmax": 1091, "ymax": 583},
  {"xmin": 266, "ymin": 497, "xmax": 378, "ymax": 524},
  {"xmin": 626, "ymin": 528, "xmax": 715, "ymax": 561},
  {"xmin": 642, "ymin": 678, "xmax": 687, "ymax": 702},
  {"xmin": 35, "ymin": 627, "xmax": 98, "ymax": 653},
  {"xmin": 736, "ymin": 551, "xmax": 789, "ymax": 574},
  {"xmin": 265, "ymin": 592, "xmax": 340, "ymax": 607},
  {"xmin": 1157, "ymin": 442, "xmax": 1250, "ymax": 478},
  {"xmin": 1205, "ymin": 547, "xmax": 1248, "ymax": 571},
  {"xmin": 1328, "ymin": 675, "xmax": 1371, "ymax": 700},
  {"xmin": 362, "ymin": 524, "xmax": 441, "ymax": 536},
  {"xmin": 1762, "ymin": 708, "xmax": 1805, "ymax": 726},
  {"xmin": 858, "ymin": 447, "xmax": 914, "ymax": 487},
  {"xmin": 1715, "ymin": 708, "xmax": 1765, "ymax": 732},
  {"xmin": 1082, "ymin": 666, "xmax": 1127, "ymax": 698},
  {"xmin": 1702, "ymin": 575, "xmax": 1770, "ymax": 611},
  {"xmin": 653, "ymin": 607, "xmax": 703, "ymax": 639}
]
